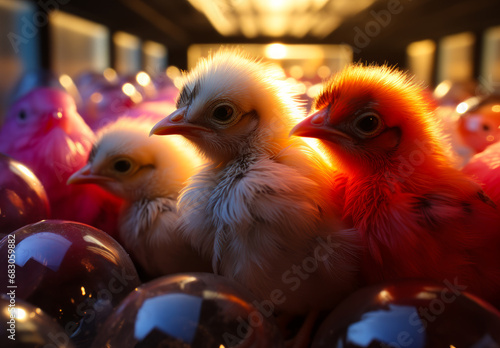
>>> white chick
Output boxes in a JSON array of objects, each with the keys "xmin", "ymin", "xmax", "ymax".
[
  {"xmin": 68, "ymin": 116, "xmax": 209, "ymax": 277},
  {"xmin": 150, "ymin": 50, "xmax": 360, "ymax": 317}
]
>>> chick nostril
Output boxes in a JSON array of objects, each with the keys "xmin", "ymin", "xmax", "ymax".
[
  {"xmin": 171, "ymin": 113, "xmax": 183, "ymax": 122},
  {"xmin": 311, "ymin": 113, "xmax": 325, "ymax": 125}
]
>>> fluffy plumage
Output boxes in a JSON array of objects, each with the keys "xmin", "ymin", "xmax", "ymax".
[
  {"xmin": 291, "ymin": 64, "xmax": 500, "ymax": 306},
  {"xmin": 0, "ymin": 88, "xmax": 122, "ymax": 235},
  {"xmin": 67, "ymin": 116, "xmax": 209, "ymax": 277},
  {"xmin": 150, "ymin": 50, "xmax": 360, "ymax": 315}
]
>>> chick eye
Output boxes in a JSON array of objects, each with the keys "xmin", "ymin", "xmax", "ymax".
[
  {"xmin": 211, "ymin": 104, "xmax": 235, "ymax": 125},
  {"xmin": 18, "ymin": 110, "xmax": 27, "ymax": 121},
  {"xmin": 354, "ymin": 112, "xmax": 382, "ymax": 137},
  {"xmin": 113, "ymin": 159, "xmax": 132, "ymax": 173}
]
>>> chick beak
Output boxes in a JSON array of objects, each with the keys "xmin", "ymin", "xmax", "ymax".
[
  {"xmin": 149, "ymin": 106, "xmax": 212, "ymax": 137},
  {"xmin": 43, "ymin": 110, "xmax": 69, "ymax": 133},
  {"xmin": 290, "ymin": 109, "xmax": 352, "ymax": 142},
  {"xmin": 67, "ymin": 164, "xmax": 114, "ymax": 185}
]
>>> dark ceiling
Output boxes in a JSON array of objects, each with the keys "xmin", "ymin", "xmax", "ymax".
[{"xmin": 36, "ymin": 0, "xmax": 500, "ymax": 78}]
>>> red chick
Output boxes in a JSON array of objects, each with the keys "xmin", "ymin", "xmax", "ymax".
[
  {"xmin": 291, "ymin": 65, "xmax": 500, "ymax": 306},
  {"xmin": 0, "ymin": 88, "xmax": 123, "ymax": 236}
]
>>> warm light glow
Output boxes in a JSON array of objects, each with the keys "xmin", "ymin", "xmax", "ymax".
[
  {"xmin": 188, "ymin": 44, "xmax": 352, "ymax": 72},
  {"xmin": 103, "ymin": 68, "xmax": 118, "ymax": 82},
  {"xmin": 307, "ymin": 83, "xmax": 324, "ymax": 99},
  {"xmin": 240, "ymin": 14, "xmax": 258, "ymax": 38},
  {"xmin": 456, "ymin": 102, "xmax": 469, "ymax": 114},
  {"xmin": 166, "ymin": 66, "xmax": 181, "ymax": 79},
  {"xmin": 302, "ymin": 138, "xmax": 334, "ymax": 168},
  {"xmin": 113, "ymin": 31, "xmax": 141, "ymax": 49},
  {"xmin": 59, "ymin": 74, "xmax": 74, "ymax": 88},
  {"xmin": 14, "ymin": 307, "xmax": 28, "ymax": 321},
  {"xmin": 178, "ymin": 276, "xmax": 198, "ymax": 290},
  {"xmin": 438, "ymin": 32, "xmax": 475, "ymax": 83},
  {"xmin": 91, "ymin": 92, "xmax": 103, "ymax": 104},
  {"xmin": 295, "ymin": 82, "xmax": 307, "ymax": 95},
  {"xmin": 259, "ymin": 14, "xmax": 288, "ymax": 37},
  {"xmin": 114, "ymin": 31, "xmax": 141, "ymax": 75},
  {"xmin": 289, "ymin": 65, "xmax": 304, "ymax": 79},
  {"xmin": 136, "ymin": 71, "xmax": 151, "ymax": 86},
  {"xmin": 58, "ymin": 74, "xmax": 80, "ymax": 103},
  {"xmin": 122, "ymin": 83, "xmax": 136, "ymax": 96},
  {"xmin": 81, "ymin": 286, "xmax": 86, "ymax": 296},
  {"xmin": 173, "ymin": 77, "xmax": 184, "ymax": 89},
  {"xmin": 6, "ymin": 308, "xmax": 28, "ymax": 321},
  {"xmin": 481, "ymin": 26, "xmax": 500, "ymax": 93},
  {"xmin": 434, "ymin": 80, "xmax": 453, "ymax": 99},
  {"xmin": 187, "ymin": 0, "xmax": 237, "ymax": 36},
  {"xmin": 143, "ymin": 41, "xmax": 167, "ymax": 58},
  {"xmin": 416, "ymin": 291, "xmax": 437, "ymax": 300},
  {"xmin": 10, "ymin": 162, "xmax": 37, "ymax": 182},
  {"xmin": 269, "ymin": 0, "xmax": 287, "ymax": 10},
  {"xmin": 191, "ymin": 0, "xmax": 375, "ymax": 38},
  {"xmin": 407, "ymin": 39, "xmax": 436, "ymax": 56},
  {"xmin": 377, "ymin": 289, "xmax": 394, "ymax": 302},
  {"xmin": 83, "ymin": 235, "xmax": 108, "ymax": 249},
  {"xmin": 265, "ymin": 43, "xmax": 287, "ymax": 59},
  {"xmin": 51, "ymin": 11, "xmax": 109, "ymax": 77},
  {"xmin": 317, "ymin": 65, "xmax": 331, "ymax": 79},
  {"xmin": 407, "ymin": 39, "xmax": 436, "ymax": 85},
  {"xmin": 492, "ymin": 105, "xmax": 500, "ymax": 113}
]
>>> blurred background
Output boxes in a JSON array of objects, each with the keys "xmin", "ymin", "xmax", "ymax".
[{"xmin": 0, "ymin": 0, "xmax": 499, "ymax": 121}]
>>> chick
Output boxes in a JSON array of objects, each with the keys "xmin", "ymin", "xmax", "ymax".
[
  {"xmin": 150, "ymin": 50, "xmax": 360, "ymax": 317},
  {"xmin": 0, "ymin": 87, "xmax": 122, "ymax": 236},
  {"xmin": 291, "ymin": 64, "xmax": 500, "ymax": 306},
  {"xmin": 68, "ymin": 116, "xmax": 209, "ymax": 277}
]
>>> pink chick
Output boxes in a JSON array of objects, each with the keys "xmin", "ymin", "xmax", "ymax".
[
  {"xmin": 0, "ymin": 87, "xmax": 123, "ymax": 237},
  {"xmin": 462, "ymin": 141, "xmax": 500, "ymax": 206}
]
